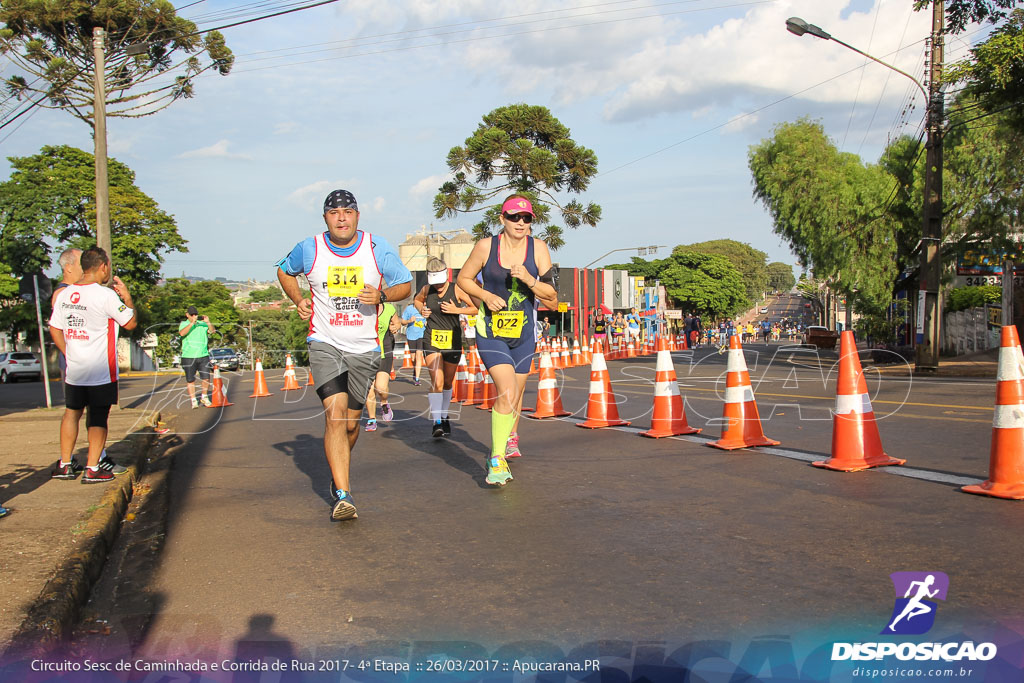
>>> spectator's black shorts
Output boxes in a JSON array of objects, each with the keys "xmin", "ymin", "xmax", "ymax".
[
  {"xmin": 65, "ymin": 381, "xmax": 118, "ymax": 411},
  {"xmin": 407, "ymin": 337, "xmax": 425, "ymax": 352},
  {"xmin": 182, "ymin": 355, "xmax": 211, "ymax": 383}
]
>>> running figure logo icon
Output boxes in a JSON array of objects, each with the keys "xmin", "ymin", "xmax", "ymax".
[{"xmin": 882, "ymin": 572, "xmax": 949, "ymax": 635}]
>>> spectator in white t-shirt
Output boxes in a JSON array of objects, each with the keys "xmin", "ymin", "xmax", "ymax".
[{"xmin": 48, "ymin": 247, "xmax": 137, "ymax": 484}]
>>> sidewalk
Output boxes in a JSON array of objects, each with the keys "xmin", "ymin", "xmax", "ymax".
[{"xmin": 0, "ymin": 406, "xmax": 160, "ymax": 659}]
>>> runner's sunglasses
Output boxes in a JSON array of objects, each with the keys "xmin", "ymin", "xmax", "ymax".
[{"xmin": 503, "ymin": 212, "xmax": 533, "ymax": 224}]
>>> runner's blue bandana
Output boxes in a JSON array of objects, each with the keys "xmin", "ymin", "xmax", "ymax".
[{"xmin": 323, "ymin": 190, "xmax": 358, "ymax": 213}]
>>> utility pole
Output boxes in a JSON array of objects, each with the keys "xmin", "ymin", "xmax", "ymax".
[
  {"xmin": 916, "ymin": 1, "xmax": 944, "ymax": 372},
  {"xmin": 92, "ymin": 27, "xmax": 112, "ymax": 280}
]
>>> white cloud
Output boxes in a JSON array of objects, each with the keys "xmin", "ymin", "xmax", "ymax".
[
  {"xmin": 178, "ymin": 139, "xmax": 253, "ymax": 160},
  {"xmin": 409, "ymin": 173, "xmax": 449, "ymax": 198},
  {"xmin": 286, "ymin": 180, "xmax": 359, "ymax": 209},
  {"xmin": 273, "ymin": 122, "xmax": 299, "ymax": 135},
  {"xmin": 372, "ymin": 197, "xmax": 386, "ymax": 212}
]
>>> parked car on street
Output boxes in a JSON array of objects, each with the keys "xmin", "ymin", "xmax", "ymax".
[
  {"xmin": 760, "ymin": 306, "xmax": 769, "ymax": 314},
  {"xmin": 210, "ymin": 347, "xmax": 240, "ymax": 371},
  {"xmin": 802, "ymin": 326, "xmax": 839, "ymax": 350},
  {"xmin": 0, "ymin": 351, "xmax": 42, "ymax": 383}
]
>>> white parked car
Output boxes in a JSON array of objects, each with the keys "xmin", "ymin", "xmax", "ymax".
[
  {"xmin": 760, "ymin": 306, "xmax": 769, "ymax": 314},
  {"xmin": 0, "ymin": 351, "xmax": 42, "ymax": 383}
]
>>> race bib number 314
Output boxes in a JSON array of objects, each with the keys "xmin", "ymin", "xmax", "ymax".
[
  {"xmin": 492, "ymin": 310, "xmax": 525, "ymax": 339},
  {"xmin": 327, "ymin": 266, "xmax": 363, "ymax": 297}
]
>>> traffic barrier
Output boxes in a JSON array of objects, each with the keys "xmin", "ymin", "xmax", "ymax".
[
  {"xmin": 208, "ymin": 363, "xmax": 233, "ymax": 407},
  {"xmin": 813, "ymin": 331, "xmax": 904, "ymax": 471},
  {"xmin": 453, "ymin": 353, "xmax": 469, "ymax": 403},
  {"xmin": 249, "ymin": 359, "xmax": 272, "ymax": 398},
  {"xmin": 577, "ymin": 349, "xmax": 631, "ymax": 429},
  {"xmin": 526, "ymin": 350, "xmax": 571, "ymax": 419},
  {"xmin": 641, "ymin": 337, "xmax": 699, "ymax": 438},
  {"xmin": 281, "ymin": 353, "xmax": 302, "ymax": 391},
  {"xmin": 706, "ymin": 334, "xmax": 779, "ymax": 450},
  {"xmin": 963, "ymin": 325, "xmax": 1024, "ymax": 499}
]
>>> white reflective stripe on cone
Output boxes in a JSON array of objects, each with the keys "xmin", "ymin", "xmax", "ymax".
[
  {"xmin": 725, "ymin": 385, "xmax": 754, "ymax": 404},
  {"xmin": 993, "ymin": 404, "xmax": 1024, "ymax": 429},
  {"xmin": 997, "ymin": 345, "xmax": 1024, "ymax": 381},
  {"xmin": 654, "ymin": 380, "xmax": 679, "ymax": 397},
  {"xmin": 589, "ymin": 380, "xmax": 605, "ymax": 394},
  {"xmin": 591, "ymin": 354, "xmax": 608, "ymax": 372},
  {"xmin": 538, "ymin": 378, "xmax": 558, "ymax": 391},
  {"xmin": 727, "ymin": 348, "xmax": 747, "ymax": 369},
  {"xmin": 655, "ymin": 351, "xmax": 673, "ymax": 372},
  {"xmin": 835, "ymin": 393, "xmax": 872, "ymax": 415}
]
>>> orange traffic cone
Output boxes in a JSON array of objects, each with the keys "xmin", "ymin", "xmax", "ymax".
[
  {"xmin": 641, "ymin": 337, "xmax": 699, "ymax": 438},
  {"xmin": 208, "ymin": 363, "xmax": 234, "ymax": 407},
  {"xmin": 626, "ymin": 338, "xmax": 637, "ymax": 358},
  {"xmin": 453, "ymin": 353, "xmax": 469, "ymax": 403},
  {"xmin": 402, "ymin": 342, "xmax": 414, "ymax": 370},
  {"xmin": 812, "ymin": 331, "xmax": 904, "ymax": 471},
  {"xmin": 963, "ymin": 325, "xmax": 1024, "ymax": 499},
  {"xmin": 249, "ymin": 359, "xmax": 272, "ymax": 398},
  {"xmin": 526, "ymin": 350, "xmax": 572, "ymax": 419},
  {"xmin": 560, "ymin": 338, "xmax": 572, "ymax": 368},
  {"xmin": 476, "ymin": 370, "xmax": 497, "ymax": 410},
  {"xmin": 306, "ymin": 367, "xmax": 314, "ymax": 386},
  {"xmin": 577, "ymin": 349, "xmax": 631, "ymax": 429},
  {"xmin": 462, "ymin": 351, "xmax": 486, "ymax": 406},
  {"xmin": 281, "ymin": 354, "xmax": 302, "ymax": 391},
  {"xmin": 571, "ymin": 339, "xmax": 582, "ymax": 367},
  {"xmin": 706, "ymin": 334, "xmax": 779, "ymax": 450}
]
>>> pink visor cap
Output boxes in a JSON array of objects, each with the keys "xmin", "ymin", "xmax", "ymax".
[{"xmin": 501, "ymin": 197, "xmax": 535, "ymax": 216}]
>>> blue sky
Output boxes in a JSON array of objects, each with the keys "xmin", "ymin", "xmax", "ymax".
[{"xmin": 2, "ymin": 0, "xmax": 981, "ymax": 282}]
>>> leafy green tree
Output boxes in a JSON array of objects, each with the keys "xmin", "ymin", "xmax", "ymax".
[
  {"xmin": 240, "ymin": 308, "xmax": 298, "ymax": 369},
  {"xmin": 0, "ymin": 0, "xmax": 233, "ymax": 126},
  {"xmin": 608, "ymin": 251, "xmax": 747, "ymax": 317},
  {"xmin": 946, "ymin": 9, "xmax": 1024, "ymax": 132},
  {"xmin": 677, "ymin": 239, "xmax": 770, "ymax": 305},
  {"xmin": 248, "ymin": 286, "xmax": 283, "ymax": 303},
  {"xmin": 767, "ymin": 262, "xmax": 796, "ymax": 292},
  {"xmin": 749, "ymin": 118, "xmax": 899, "ymax": 313},
  {"xmin": 946, "ymin": 284, "xmax": 1002, "ymax": 311},
  {"xmin": 433, "ymin": 104, "xmax": 601, "ymax": 249},
  {"xmin": 916, "ymin": 0, "xmax": 1022, "ymax": 34},
  {"xmin": 143, "ymin": 278, "xmax": 239, "ymax": 362},
  {"xmin": 0, "ymin": 145, "xmax": 186, "ymax": 302}
]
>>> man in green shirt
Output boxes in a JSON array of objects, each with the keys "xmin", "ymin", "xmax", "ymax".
[{"xmin": 179, "ymin": 305, "xmax": 215, "ymax": 408}]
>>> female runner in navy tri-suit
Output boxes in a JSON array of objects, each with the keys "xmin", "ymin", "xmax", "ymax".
[{"xmin": 456, "ymin": 195, "xmax": 558, "ymax": 487}]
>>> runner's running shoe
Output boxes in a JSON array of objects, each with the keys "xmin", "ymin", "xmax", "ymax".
[
  {"xmin": 51, "ymin": 458, "xmax": 84, "ymax": 480},
  {"xmin": 200, "ymin": 395, "xmax": 213, "ymax": 407},
  {"xmin": 505, "ymin": 432, "xmax": 521, "ymax": 458},
  {"xmin": 190, "ymin": 397, "xmax": 199, "ymax": 409},
  {"xmin": 441, "ymin": 418, "xmax": 451, "ymax": 436},
  {"xmin": 82, "ymin": 468, "xmax": 114, "ymax": 484},
  {"xmin": 0, "ymin": 505, "xmax": 9, "ymax": 518},
  {"xmin": 331, "ymin": 489, "xmax": 358, "ymax": 521},
  {"xmin": 432, "ymin": 421, "xmax": 445, "ymax": 438},
  {"xmin": 365, "ymin": 419, "xmax": 377, "ymax": 432},
  {"xmin": 98, "ymin": 453, "xmax": 128, "ymax": 476},
  {"xmin": 413, "ymin": 378, "xmax": 421, "ymax": 386},
  {"xmin": 485, "ymin": 457, "xmax": 513, "ymax": 487},
  {"xmin": 380, "ymin": 403, "xmax": 393, "ymax": 422}
]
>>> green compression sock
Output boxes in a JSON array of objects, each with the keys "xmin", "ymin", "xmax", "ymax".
[{"xmin": 490, "ymin": 409, "xmax": 516, "ymax": 458}]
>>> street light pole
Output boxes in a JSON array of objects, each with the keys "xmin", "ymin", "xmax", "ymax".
[{"xmin": 786, "ymin": 7, "xmax": 944, "ymax": 371}]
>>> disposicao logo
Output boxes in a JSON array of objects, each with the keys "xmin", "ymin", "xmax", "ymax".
[
  {"xmin": 883, "ymin": 571, "xmax": 948, "ymax": 635},
  {"xmin": 831, "ymin": 572, "xmax": 998, "ymax": 663}
]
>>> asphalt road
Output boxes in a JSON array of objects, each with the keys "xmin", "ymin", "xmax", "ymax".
[{"xmin": 8, "ymin": 350, "xmax": 1023, "ymax": 677}]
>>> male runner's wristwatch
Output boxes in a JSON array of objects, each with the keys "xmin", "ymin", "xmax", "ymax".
[{"xmin": 379, "ymin": 289, "xmax": 388, "ymax": 303}]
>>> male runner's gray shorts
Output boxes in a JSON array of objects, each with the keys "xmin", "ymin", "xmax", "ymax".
[{"xmin": 308, "ymin": 340, "xmax": 379, "ymax": 409}]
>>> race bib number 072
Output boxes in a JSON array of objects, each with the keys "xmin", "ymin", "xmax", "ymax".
[
  {"xmin": 327, "ymin": 266, "xmax": 363, "ymax": 298},
  {"xmin": 492, "ymin": 310, "xmax": 525, "ymax": 339}
]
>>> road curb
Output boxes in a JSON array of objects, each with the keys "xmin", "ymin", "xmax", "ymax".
[{"xmin": 2, "ymin": 411, "xmax": 162, "ymax": 662}]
